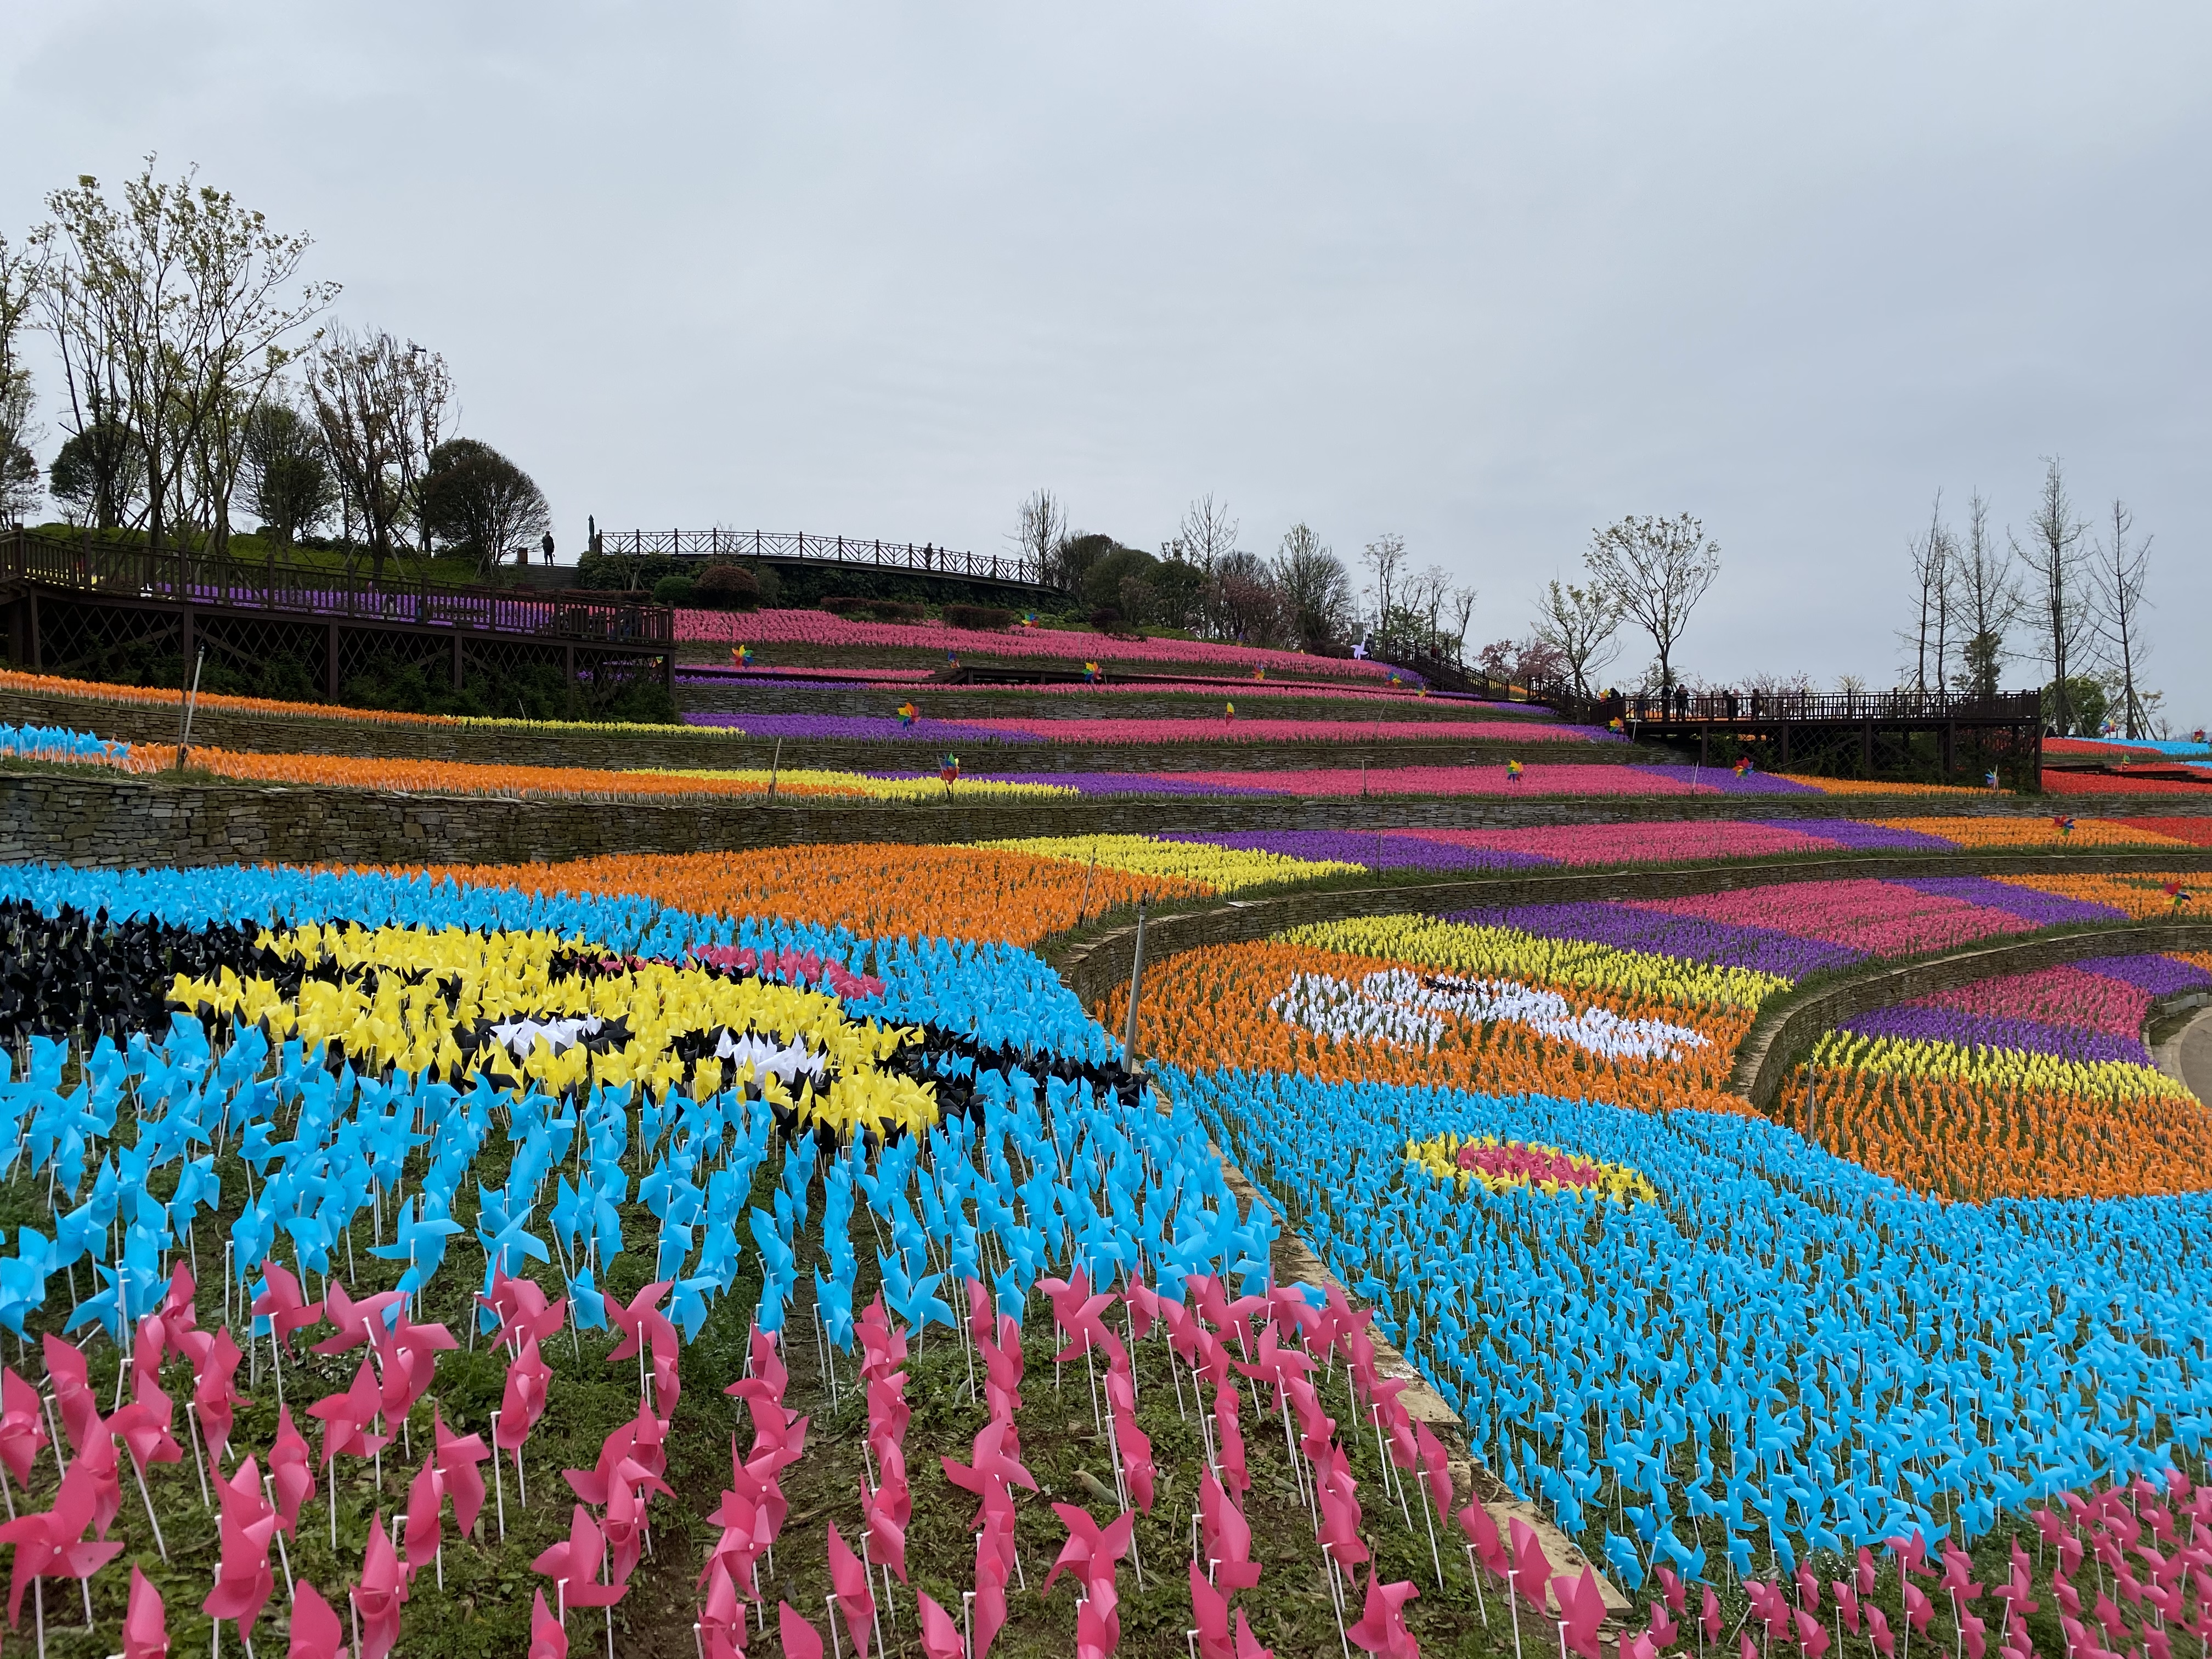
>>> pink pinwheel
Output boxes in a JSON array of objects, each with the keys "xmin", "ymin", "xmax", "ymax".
[
  {"xmin": 1904, "ymin": 1582, "xmax": 1937, "ymax": 1634},
  {"xmin": 404, "ymin": 1454, "xmax": 443, "ymax": 1581},
  {"xmin": 1553, "ymin": 1567, "xmax": 1607, "ymax": 1659},
  {"xmin": 1347, "ymin": 1571, "xmax": 1421, "ymax": 1658},
  {"xmin": 535, "ymin": 1504, "xmax": 627, "ymax": 1608},
  {"xmin": 1510, "ymin": 1517, "xmax": 1556, "ymax": 1611},
  {"xmin": 827, "ymin": 1522, "xmax": 877, "ymax": 1658},
  {"xmin": 66, "ymin": 1422, "xmax": 124, "ymax": 1540},
  {"xmin": 307, "ymin": 1356, "xmax": 389, "ymax": 1469},
  {"xmin": 123, "ymin": 1562, "xmax": 169, "ymax": 1659},
  {"xmin": 1115, "ymin": 1408, "xmax": 1156, "ymax": 1514},
  {"xmin": 108, "ymin": 1373, "xmax": 184, "ymax": 1477},
  {"xmin": 1233, "ymin": 1610, "xmax": 1275, "ymax": 1658},
  {"xmin": 352, "ymin": 1512, "xmax": 409, "ymax": 1659},
  {"xmin": 202, "ymin": 1457, "xmax": 278, "ymax": 1643},
  {"xmin": 1458, "ymin": 1496, "xmax": 1508, "ymax": 1580},
  {"xmin": 602, "ymin": 1459, "xmax": 672, "ymax": 1587},
  {"xmin": 495, "ymin": 1336, "xmax": 552, "ymax": 1452},
  {"xmin": 268, "ymin": 1405, "xmax": 316, "ymax": 1535},
  {"xmin": 313, "ymin": 1283, "xmax": 403, "ymax": 1358},
  {"xmin": 1076, "ymin": 1581, "xmax": 1120, "ymax": 1659},
  {"xmin": 917, "ymin": 1590, "xmax": 965, "ymax": 1659},
  {"xmin": 862, "ymin": 1469, "xmax": 909, "ymax": 1584},
  {"xmin": 157, "ymin": 1265, "xmax": 199, "ymax": 1352},
  {"xmin": 562, "ymin": 1399, "xmax": 669, "ymax": 1508},
  {"xmin": 605, "ymin": 1281, "xmax": 678, "ymax": 1368},
  {"xmin": 41, "ymin": 1335, "xmax": 101, "ymax": 1456},
  {"xmin": 0, "ymin": 1459, "xmax": 123, "ymax": 1628},
  {"xmin": 1794, "ymin": 1608, "xmax": 1832, "ymax": 1659},
  {"xmin": 285, "ymin": 1581, "xmax": 345, "ymax": 1659},
  {"xmin": 129, "ymin": 1316, "xmax": 167, "ymax": 1406},
  {"xmin": 698, "ymin": 1560, "xmax": 747, "ymax": 1659},
  {"xmin": 1200, "ymin": 1472, "xmax": 1262, "ymax": 1591},
  {"xmin": 480, "ymin": 1269, "xmax": 567, "ymax": 1356},
  {"xmin": 190, "ymin": 1326, "xmax": 246, "ymax": 1467},
  {"xmin": 251, "ymin": 1261, "xmax": 325, "ymax": 1355},
  {"xmin": 1412, "ymin": 1420, "xmax": 1453, "ymax": 1524},
  {"xmin": 1212, "ymin": 1381, "xmax": 1250, "ymax": 1498},
  {"xmin": 941, "ymin": 1417, "xmax": 1037, "ymax": 1526},
  {"xmin": 433, "ymin": 1412, "xmax": 490, "ymax": 1539},
  {"xmin": 1044, "ymin": 1501, "xmax": 1135, "ymax": 1602},
  {"xmin": 527, "ymin": 1588, "xmax": 569, "ymax": 1659},
  {"xmin": 973, "ymin": 1519, "xmax": 1013, "ymax": 1659},
  {"xmin": 372, "ymin": 1312, "xmax": 455, "ymax": 1427},
  {"xmin": 780, "ymin": 1602, "xmax": 826, "ymax": 1659},
  {"xmin": 0, "ymin": 1366, "xmax": 50, "ymax": 1491},
  {"xmin": 1190, "ymin": 1561, "xmax": 1234, "ymax": 1659},
  {"xmin": 1316, "ymin": 1456, "xmax": 1369, "ymax": 1570}
]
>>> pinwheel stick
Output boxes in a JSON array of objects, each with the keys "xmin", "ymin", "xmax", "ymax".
[
  {"xmin": 131, "ymin": 1451, "xmax": 169, "ymax": 1561},
  {"xmin": 490, "ymin": 1409, "xmax": 506, "ymax": 1541}
]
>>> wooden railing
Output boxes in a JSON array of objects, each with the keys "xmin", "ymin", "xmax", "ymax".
[
  {"xmin": 1599, "ymin": 688, "xmax": 2041, "ymax": 723},
  {"xmin": 0, "ymin": 529, "xmax": 673, "ymax": 646},
  {"xmin": 595, "ymin": 528, "xmax": 1060, "ymax": 589}
]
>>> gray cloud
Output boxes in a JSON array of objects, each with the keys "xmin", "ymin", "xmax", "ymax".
[{"xmin": 5, "ymin": 1, "xmax": 2205, "ymax": 721}]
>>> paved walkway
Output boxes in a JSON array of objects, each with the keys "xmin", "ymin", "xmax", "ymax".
[{"xmin": 2156, "ymin": 1005, "xmax": 2212, "ymax": 1104}]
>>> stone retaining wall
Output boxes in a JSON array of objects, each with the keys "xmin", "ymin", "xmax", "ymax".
[
  {"xmin": 14, "ymin": 768, "xmax": 2212, "ymax": 876},
  {"xmin": 0, "ymin": 689, "xmax": 1637, "ymax": 774},
  {"xmin": 678, "ymin": 680, "xmax": 1561, "ymax": 724}
]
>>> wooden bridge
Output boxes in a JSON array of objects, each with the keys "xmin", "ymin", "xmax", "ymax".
[
  {"xmin": 0, "ymin": 528, "xmax": 675, "ymax": 701},
  {"xmin": 1598, "ymin": 687, "xmax": 2044, "ymax": 776},
  {"xmin": 595, "ymin": 528, "xmax": 1063, "ymax": 599}
]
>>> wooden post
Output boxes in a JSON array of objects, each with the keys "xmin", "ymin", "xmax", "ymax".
[
  {"xmin": 1778, "ymin": 720, "xmax": 1792, "ymax": 767},
  {"xmin": 451, "ymin": 633, "xmax": 464, "ymax": 691},
  {"xmin": 24, "ymin": 590, "xmax": 36, "ymax": 670},
  {"xmin": 178, "ymin": 605, "xmax": 194, "ymax": 675},
  {"xmin": 324, "ymin": 622, "xmax": 339, "ymax": 698},
  {"xmin": 1861, "ymin": 720, "xmax": 1874, "ymax": 771},
  {"xmin": 1942, "ymin": 720, "xmax": 1956, "ymax": 777}
]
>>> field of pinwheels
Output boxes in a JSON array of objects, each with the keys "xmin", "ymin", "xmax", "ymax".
[{"xmin": 1, "ymin": 634, "xmax": 2211, "ymax": 1659}]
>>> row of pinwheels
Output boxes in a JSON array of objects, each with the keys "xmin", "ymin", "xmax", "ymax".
[{"xmin": 1183, "ymin": 1062, "xmax": 2212, "ymax": 1605}]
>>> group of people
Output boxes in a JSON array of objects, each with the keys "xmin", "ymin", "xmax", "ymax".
[{"xmin": 1599, "ymin": 686, "xmax": 1751, "ymax": 723}]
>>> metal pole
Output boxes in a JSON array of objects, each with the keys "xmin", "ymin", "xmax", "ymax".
[
  {"xmin": 176, "ymin": 647, "xmax": 205, "ymax": 769},
  {"xmin": 1120, "ymin": 898, "xmax": 1149, "ymax": 1073}
]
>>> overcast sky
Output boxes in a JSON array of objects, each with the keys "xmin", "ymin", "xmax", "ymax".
[{"xmin": 5, "ymin": 2, "xmax": 2206, "ymax": 722}]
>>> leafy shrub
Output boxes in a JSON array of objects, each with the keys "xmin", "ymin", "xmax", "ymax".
[
  {"xmin": 944, "ymin": 603, "xmax": 1014, "ymax": 631},
  {"xmin": 651, "ymin": 574, "xmax": 697, "ymax": 606},
  {"xmin": 820, "ymin": 595, "xmax": 870, "ymax": 616},
  {"xmin": 693, "ymin": 563, "xmax": 760, "ymax": 610}
]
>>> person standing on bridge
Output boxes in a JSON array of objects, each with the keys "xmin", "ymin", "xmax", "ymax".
[{"xmin": 541, "ymin": 531, "xmax": 556, "ymax": 567}]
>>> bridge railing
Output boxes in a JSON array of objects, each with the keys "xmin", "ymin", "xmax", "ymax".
[
  {"xmin": 0, "ymin": 529, "xmax": 673, "ymax": 646},
  {"xmin": 596, "ymin": 528, "xmax": 1058, "ymax": 589}
]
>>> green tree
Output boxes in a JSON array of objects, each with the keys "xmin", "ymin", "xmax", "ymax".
[
  {"xmin": 240, "ymin": 394, "xmax": 335, "ymax": 545},
  {"xmin": 417, "ymin": 437, "xmax": 550, "ymax": 577},
  {"xmin": 47, "ymin": 404, "xmax": 144, "ymax": 528},
  {"xmin": 2042, "ymin": 675, "xmax": 2106, "ymax": 737}
]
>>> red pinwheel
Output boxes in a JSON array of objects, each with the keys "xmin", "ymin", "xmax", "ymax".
[
  {"xmin": 286, "ymin": 1583, "xmax": 345, "ymax": 1659},
  {"xmin": 0, "ymin": 1459, "xmax": 125, "ymax": 1628},
  {"xmin": 1347, "ymin": 1570, "xmax": 1421, "ymax": 1657},
  {"xmin": 0, "ymin": 1365, "xmax": 50, "ymax": 1494},
  {"xmin": 1199, "ymin": 1472, "xmax": 1261, "ymax": 1590},
  {"xmin": 1232, "ymin": 1610, "xmax": 1275, "ymax": 1658},
  {"xmin": 123, "ymin": 1562, "xmax": 169, "ymax": 1659},
  {"xmin": 1044, "ymin": 1501, "xmax": 1135, "ymax": 1605},
  {"xmin": 352, "ymin": 1511, "xmax": 409, "ymax": 1659},
  {"xmin": 698, "ymin": 1558, "xmax": 747, "ymax": 1659},
  {"xmin": 534, "ymin": 1504, "xmax": 628, "ymax": 1608},
  {"xmin": 1458, "ymin": 1496, "xmax": 1508, "ymax": 1580},
  {"xmin": 527, "ymin": 1588, "xmax": 569, "ymax": 1659},
  {"xmin": 479, "ymin": 1269, "xmax": 567, "ymax": 1356},
  {"xmin": 827, "ymin": 1521, "xmax": 877, "ymax": 1658},
  {"xmin": 268, "ymin": 1404, "xmax": 317, "ymax": 1535},
  {"xmin": 433, "ymin": 1412, "xmax": 490, "ymax": 1539},
  {"xmin": 202, "ymin": 1456, "xmax": 278, "ymax": 1645}
]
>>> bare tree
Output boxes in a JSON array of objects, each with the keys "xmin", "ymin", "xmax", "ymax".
[
  {"xmin": 1360, "ymin": 533, "xmax": 1407, "ymax": 641},
  {"xmin": 1178, "ymin": 494, "xmax": 1239, "ymax": 575},
  {"xmin": 1901, "ymin": 494, "xmax": 1957, "ymax": 698},
  {"xmin": 1531, "ymin": 578, "xmax": 1622, "ymax": 700},
  {"xmin": 2089, "ymin": 498, "xmax": 2153, "ymax": 739},
  {"xmin": 1583, "ymin": 513, "xmax": 1719, "ymax": 692},
  {"xmin": 1210, "ymin": 548, "xmax": 1285, "ymax": 646},
  {"xmin": 2012, "ymin": 458, "xmax": 2093, "ymax": 735},
  {"xmin": 0, "ymin": 235, "xmax": 39, "ymax": 524},
  {"xmin": 307, "ymin": 326, "xmax": 447, "ymax": 582},
  {"xmin": 1948, "ymin": 491, "xmax": 2018, "ymax": 702},
  {"xmin": 34, "ymin": 162, "xmax": 332, "ymax": 557},
  {"xmin": 1271, "ymin": 523, "xmax": 1355, "ymax": 652},
  {"xmin": 1009, "ymin": 488, "xmax": 1067, "ymax": 588},
  {"xmin": 1442, "ymin": 583, "xmax": 1478, "ymax": 666}
]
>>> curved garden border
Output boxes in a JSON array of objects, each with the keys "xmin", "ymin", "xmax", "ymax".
[{"xmin": 1727, "ymin": 920, "xmax": 2212, "ymax": 1107}]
